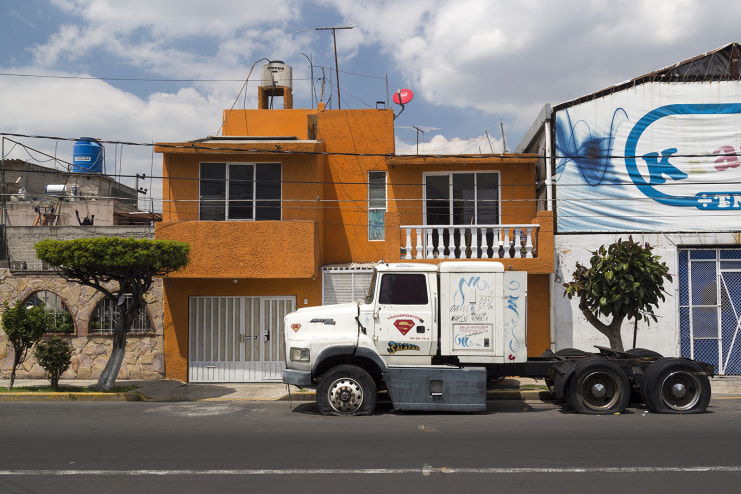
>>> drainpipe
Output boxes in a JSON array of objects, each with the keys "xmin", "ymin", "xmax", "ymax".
[
  {"xmin": 544, "ymin": 107, "xmax": 553, "ymax": 212},
  {"xmin": 544, "ymin": 106, "xmax": 556, "ymax": 349},
  {"xmin": 543, "ymin": 105, "xmax": 558, "ymax": 351}
]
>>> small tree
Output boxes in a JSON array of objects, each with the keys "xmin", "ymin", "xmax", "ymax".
[
  {"xmin": 35, "ymin": 237, "xmax": 190, "ymax": 391},
  {"xmin": 35, "ymin": 336, "xmax": 73, "ymax": 391},
  {"xmin": 563, "ymin": 237, "xmax": 672, "ymax": 352},
  {"xmin": 2, "ymin": 301, "xmax": 50, "ymax": 389}
]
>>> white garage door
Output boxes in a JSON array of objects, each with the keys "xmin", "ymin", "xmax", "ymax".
[{"xmin": 188, "ymin": 296, "xmax": 295, "ymax": 382}]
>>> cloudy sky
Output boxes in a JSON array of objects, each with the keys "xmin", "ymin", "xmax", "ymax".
[{"xmin": 2, "ymin": 0, "xmax": 740, "ymax": 208}]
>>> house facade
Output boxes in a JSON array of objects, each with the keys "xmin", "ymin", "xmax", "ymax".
[
  {"xmin": 0, "ymin": 159, "xmax": 163, "ymax": 381},
  {"xmin": 517, "ymin": 43, "xmax": 741, "ymax": 374},
  {"xmin": 155, "ymin": 74, "xmax": 553, "ymax": 383}
]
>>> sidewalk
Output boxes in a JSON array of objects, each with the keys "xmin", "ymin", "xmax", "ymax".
[{"xmin": 2, "ymin": 376, "xmax": 740, "ymax": 402}]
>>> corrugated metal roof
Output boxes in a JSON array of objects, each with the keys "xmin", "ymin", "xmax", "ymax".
[
  {"xmin": 321, "ymin": 262, "xmax": 380, "ymax": 271},
  {"xmin": 554, "ymin": 42, "xmax": 741, "ymax": 110}
]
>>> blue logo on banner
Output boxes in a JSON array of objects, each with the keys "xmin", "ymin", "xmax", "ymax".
[{"xmin": 624, "ymin": 103, "xmax": 741, "ymax": 209}]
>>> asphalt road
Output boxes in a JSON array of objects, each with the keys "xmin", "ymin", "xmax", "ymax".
[{"xmin": 1, "ymin": 398, "xmax": 740, "ymax": 493}]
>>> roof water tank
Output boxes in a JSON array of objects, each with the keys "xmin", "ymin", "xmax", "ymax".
[
  {"xmin": 46, "ymin": 184, "xmax": 66, "ymax": 196},
  {"xmin": 72, "ymin": 138, "xmax": 104, "ymax": 174},
  {"xmin": 261, "ymin": 61, "xmax": 292, "ymax": 89}
]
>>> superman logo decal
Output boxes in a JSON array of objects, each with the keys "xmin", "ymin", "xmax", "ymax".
[{"xmin": 393, "ymin": 319, "xmax": 415, "ymax": 336}]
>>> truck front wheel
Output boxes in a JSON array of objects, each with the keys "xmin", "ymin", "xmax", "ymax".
[
  {"xmin": 317, "ymin": 365, "xmax": 377, "ymax": 416},
  {"xmin": 566, "ymin": 357, "xmax": 630, "ymax": 415}
]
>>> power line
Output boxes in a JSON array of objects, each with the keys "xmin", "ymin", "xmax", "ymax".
[{"xmin": 0, "ymin": 67, "xmax": 386, "ymax": 83}]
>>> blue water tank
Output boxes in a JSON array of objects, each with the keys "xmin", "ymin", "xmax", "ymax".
[{"xmin": 72, "ymin": 138, "xmax": 104, "ymax": 173}]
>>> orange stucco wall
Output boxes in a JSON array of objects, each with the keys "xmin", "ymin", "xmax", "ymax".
[
  {"xmin": 317, "ymin": 109, "xmax": 395, "ymax": 263},
  {"xmin": 386, "ymin": 154, "xmax": 537, "ymax": 225},
  {"xmin": 157, "ymin": 143, "xmax": 326, "ymax": 224},
  {"xmin": 222, "ymin": 108, "xmax": 317, "ymax": 139},
  {"xmin": 155, "ymin": 220, "xmax": 319, "ymax": 279},
  {"xmin": 526, "ymin": 273, "xmax": 551, "ymax": 357}
]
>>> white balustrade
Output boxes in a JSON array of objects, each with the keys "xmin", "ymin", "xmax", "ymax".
[{"xmin": 399, "ymin": 224, "xmax": 539, "ymax": 260}]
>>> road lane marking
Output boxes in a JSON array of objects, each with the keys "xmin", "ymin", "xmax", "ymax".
[{"xmin": 1, "ymin": 466, "xmax": 741, "ymax": 476}]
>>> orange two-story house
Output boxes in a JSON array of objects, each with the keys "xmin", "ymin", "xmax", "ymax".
[{"xmin": 155, "ymin": 83, "xmax": 553, "ymax": 383}]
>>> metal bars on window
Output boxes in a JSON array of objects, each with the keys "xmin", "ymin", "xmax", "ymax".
[
  {"xmin": 90, "ymin": 295, "xmax": 153, "ymax": 334},
  {"xmin": 679, "ymin": 248, "xmax": 741, "ymax": 375},
  {"xmin": 368, "ymin": 171, "xmax": 387, "ymax": 240}
]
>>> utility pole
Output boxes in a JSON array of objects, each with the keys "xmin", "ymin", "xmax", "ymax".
[
  {"xmin": 1, "ymin": 138, "xmax": 6, "ymax": 264},
  {"xmin": 311, "ymin": 26, "xmax": 353, "ymax": 109},
  {"xmin": 500, "ymin": 120, "xmax": 507, "ymax": 153}
]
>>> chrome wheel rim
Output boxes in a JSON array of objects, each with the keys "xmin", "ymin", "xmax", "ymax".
[
  {"xmin": 660, "ymin": 371, "xmax": 701, "ymax": 411},
  {"xmin": 579, "ymin": 371, "xmax": 620, "ymax": 412},
  {"xmin": 327, "ymin": 377, "xmax": 364, "ymax": 413}
]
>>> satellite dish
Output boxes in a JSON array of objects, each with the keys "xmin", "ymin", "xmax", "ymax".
[
  {"xmin": 393, "ymin": 89, "xmax": 414, "ymax": 105},
  {"xmin": 393, "ymin": 89, "xmax": 414, "ymax": 120}
]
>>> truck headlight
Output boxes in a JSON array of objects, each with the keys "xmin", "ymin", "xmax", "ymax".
[{"xmin": 290, "ymin": 347, "xmax": 310, "ymax": 362}]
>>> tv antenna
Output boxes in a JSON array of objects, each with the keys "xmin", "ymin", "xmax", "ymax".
[
  {"xmin": 397, "ymin": 125, "xmax": 440, "ymax": 154},
  {"xmin": 308, "ymin": 26, "xmax": 353, "ymax": 109}
]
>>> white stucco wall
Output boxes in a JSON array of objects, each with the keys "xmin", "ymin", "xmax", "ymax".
[{"xmin": 553, "ymin": 232, "xmax": 741, "ymax": 356}]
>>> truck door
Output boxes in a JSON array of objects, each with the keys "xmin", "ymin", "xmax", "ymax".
[{"xmin": 373, "ymin": 272, "xmax": 436, "ymax": 363}]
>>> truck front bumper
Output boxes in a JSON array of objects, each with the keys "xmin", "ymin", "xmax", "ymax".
[{"xmin": 283, "ymin": 368, "xmax": 313, "ymax": 386}]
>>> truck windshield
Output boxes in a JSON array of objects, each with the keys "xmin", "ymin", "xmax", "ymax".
[{"xmin": 378, "ymin": 273, "xmax": 429, "ymax": 305}]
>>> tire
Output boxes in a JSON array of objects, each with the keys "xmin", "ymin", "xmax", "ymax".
[
  {"xmin": 640, "ymin": 358, "xmax": 711, "ymax": 414},
  {"xmin": 316, "ymin": 365, "xmax": 377, "ymax": 416},
  {"xmin": 566, "ymin": 357, "xmax": 630, "ymax": 415},
  {"xmin": 627, "ymin": 348, "xmax": 663, "ymax": 359}
]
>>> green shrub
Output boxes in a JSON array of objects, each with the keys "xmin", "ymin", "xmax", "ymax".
[
  {"xmin": 2, "ymin": 301, "xmax": 50, "ymax": 389},
  {"xmin": 34, "ymin": 336, "xmax": 73, "ymax": 391}
]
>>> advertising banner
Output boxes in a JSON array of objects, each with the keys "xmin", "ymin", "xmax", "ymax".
[{"xmin": 555, "ymin": 82, "xmax": 741, "ymax": 232}]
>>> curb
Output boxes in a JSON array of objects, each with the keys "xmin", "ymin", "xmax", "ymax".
[
  {"xmin": 0, "ymin": 392, "xmax": 137, "ymax": 401},
  {"xmin": 0, "ymin": 389, "xmax": 556, "ymax": 402},
  {"xmin": 275, "ymin": 389, "xmax": 556, "ymax": 402}
]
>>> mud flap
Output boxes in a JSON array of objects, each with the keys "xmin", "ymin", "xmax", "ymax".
[{"xmin": 552, "ymin": 360, "xmax": 576, "ymax": 401}]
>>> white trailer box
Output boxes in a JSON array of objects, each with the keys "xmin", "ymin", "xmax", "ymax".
[{"xmin": 439, "ymin": 261, "xmax": 527, "ymax": 363}]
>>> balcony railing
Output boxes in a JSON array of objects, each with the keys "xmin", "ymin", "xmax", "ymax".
[{"xmin": 400, "ymin": 224, "xmax": 539, "ymax": 260}]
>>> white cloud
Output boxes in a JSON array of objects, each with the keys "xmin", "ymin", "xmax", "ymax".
[
  {"xmin": 0, "ymin": 69, "xmax": 220, "ymax": 140},
  {"xmin": 49, "ymin": 0, "xmax": 299, "ymax": 37},
  {"xmin": 322, "ymin": 0, "xmax": 741, "ymax": 129},
  {"xmin": 395, "ymin": 132, "xmax": 504, "ymax": 155},
  {"xmin": 0, "ymin": 68, "xmax": 228, "ymax": 206},
  {"xmin": 36, "ymin": 0, "xmax": 304, "ymax": 79},
  {"xmin": 5, "ymin": 0, "xmax": 741, "ymax": 171}
]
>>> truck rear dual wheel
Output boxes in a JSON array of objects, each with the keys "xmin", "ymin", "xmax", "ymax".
[
  {"xmin": 640, "ymin": 358, "xmax": 711, "ymax": 414},
  {"xmin": 317, "ymin": 365, "xmax": 377, "ymax": 416},
  {"xmin": 566, "ymin": 358, "xmax": 630, "ymax": 415}
]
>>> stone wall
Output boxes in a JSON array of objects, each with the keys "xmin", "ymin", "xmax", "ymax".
[
  {"xmin": 4, "ymin": 225, "xmax": 155, "ymax": 269},
  {"xmin": 0, "ymin": 269, "xmax": 165, "ymax": 381}
]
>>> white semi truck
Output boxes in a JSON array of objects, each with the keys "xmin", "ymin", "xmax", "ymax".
[{"xmin": 283, "ymin": 261, "xmax": 712, "ymax": 415}]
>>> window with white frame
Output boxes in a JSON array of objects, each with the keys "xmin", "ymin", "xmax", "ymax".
[
  {"xmin": 200, "ymin": 162, "xmax": 281, "ymax": 221},
  {"xmin": 368, "ymin": 171, "xmax": 387, "ymax": 240},
  {"xmin": 424, "ymin": 172, "xmax": 500, "ymax": 226}
]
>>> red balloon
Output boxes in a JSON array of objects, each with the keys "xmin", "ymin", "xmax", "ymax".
[{"xmin": 393, "ymin": 88, "xmax": 414, "ymax": 105}]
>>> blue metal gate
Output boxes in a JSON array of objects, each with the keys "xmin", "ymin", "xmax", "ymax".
[{"xmin": 679, "ymin": 249, "xmax": 741, "ymax": 375}]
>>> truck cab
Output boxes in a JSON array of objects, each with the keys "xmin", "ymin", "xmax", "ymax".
[{"xmin": 283, "ymin": 261, "xmax": 526, "ymax": 413}]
